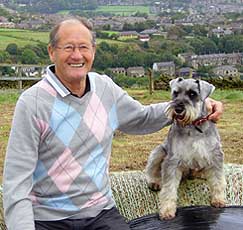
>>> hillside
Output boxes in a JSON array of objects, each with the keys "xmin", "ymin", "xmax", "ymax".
[{"xmin": 2, "ymin": 0, "xmax": 155, "ymax": 14}]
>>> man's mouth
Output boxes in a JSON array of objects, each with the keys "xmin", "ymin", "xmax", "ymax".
[{"xmin": 69, "ymin": 63, "xmax": 84, "ymax": 68}]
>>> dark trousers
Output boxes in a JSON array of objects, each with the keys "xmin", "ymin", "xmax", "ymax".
[{"xmin": 35, "ymin": 207, "xmax": 130, "ymax": 230}]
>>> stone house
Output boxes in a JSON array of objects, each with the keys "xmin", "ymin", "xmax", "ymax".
[
  {"xmin": 126, "ymin": 66, "xmax": 145, "ymax": 77},
  {"xmin": 108, "ymin": 67, "xmax": 126, "ymax": 76},
  {"xmin": 118, "ymin": 31, "xmax": 139, "ymax": 39},
  {"xmin": 152, "ymin": 61, "xmax": 175, "ymax": 76},
  {"xmin": 213, "ymin": 65, "xmax": 239, "ymax": 79},
  {"xmin": 189, "ymin": 53, "xmax": 243, "ymax": 69}
]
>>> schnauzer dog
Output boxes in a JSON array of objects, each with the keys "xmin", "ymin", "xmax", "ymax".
[{"xmin": 145, "ymin": 77, "xmax": 226, "ymax": 220}]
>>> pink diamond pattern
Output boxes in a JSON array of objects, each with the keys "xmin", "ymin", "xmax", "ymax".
[
  {"xmin": 48, "ymin": 148, "xmax": 82, "ymax": 193},
  {"xmin": 84, "ymin": 93, "xmax": 108, "ymax": 142},
  {"xmin": 29, "ymin": 192, "xmax": 39, "ymax": 205},
  {"xmin": 81, "ymin": 192, "xmax": 108, "ymax": 209},
  {"xmin": 35, "ymin": 118, "xmax": 49, "ymax": 140},
  {"xmin": 37, "ymin": 80, "xmax": 57, "ymax": 97}
]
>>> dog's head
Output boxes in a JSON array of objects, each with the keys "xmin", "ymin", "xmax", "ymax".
[{"xmin": 165, "ymin": 77, "xmax": 215, "ymax": 126}]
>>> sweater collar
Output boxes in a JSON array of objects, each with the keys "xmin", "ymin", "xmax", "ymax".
[{"xmin": 45, "ymin": 64, "xmax": 90, "ymax": 98}]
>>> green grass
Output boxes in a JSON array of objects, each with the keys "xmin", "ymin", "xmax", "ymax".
[
  {"xmin": 0, "ymin": 29, "xmax": 49, "ymax": 49},
  {"xmin": 95, "ymin": 5, "xmax": 150, "ymax": 15},
  {"xmin": 0, "ymin": 90, "xmax": 20, "ymax": 104},
  {"xmin": 219, "ymin": 90, "xmax": 243, "ymax": 101}
]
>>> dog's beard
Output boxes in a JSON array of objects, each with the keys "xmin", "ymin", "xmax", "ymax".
[{"xmin": 165, "ymin": 103, "xmax": 199, "ymax": 127}]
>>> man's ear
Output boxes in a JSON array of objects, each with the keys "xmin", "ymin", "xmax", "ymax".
[
  {"xmin": 92, "ymin": 44, "xmax": 96, "ymax": 62},
  {"xmin": 48, "ymin": 44, "xmax": 55, "ymax": 63}
]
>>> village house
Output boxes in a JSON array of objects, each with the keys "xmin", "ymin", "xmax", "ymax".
[
  {"xmin": 213, "ymin": 65, "xmax": 240, "ymax": 79},
  {"xmin": 189, "ymin": 53, "xmax": 243, "ymax": 69},
  {"xmin": 209, "ymin": 26, "xmax": 233, "ymax": 38},
  {"xmin": 152, "ymin": 61, "xmax": 175, "ymax": 76},
  {"xmin": 126, "ymin": 66, "xmax": 145, "ymax": 77},
  {"xmin": 138, "ymin": 34, "xmax": 150, "ymax": 42},
  {"xmin": 0, "ymin": 16, "xmax": 15, "ymax": 28},
  {"xmin": 108, "ymin": 67, "xmax": 126, "ymax": 76},
  {"xmin": 118, "ymin": 31, "xmax": 139, "ymax": 40},
  {"xmin": 176, "ymin": 67, "xmax": 193, "ymax": 78}
]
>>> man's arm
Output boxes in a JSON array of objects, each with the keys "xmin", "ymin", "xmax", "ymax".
[{"xmin": 3, "ymin": 97, "xmax": 39, "ymax": 230}]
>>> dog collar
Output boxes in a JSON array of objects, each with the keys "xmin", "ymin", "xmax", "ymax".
[
  {"xmin": 192, "ymin": 115, "xmax": 209, "ymax": 133},
  {"xmin": 192, "ymin": 115, "xmax": 209, "ymax": 126}
]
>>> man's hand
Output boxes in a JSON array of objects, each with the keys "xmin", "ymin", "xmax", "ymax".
[{"xmin": 205, "ymin": 98, "xmax": 223, "ymax": 123}]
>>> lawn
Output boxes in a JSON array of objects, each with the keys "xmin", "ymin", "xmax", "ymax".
[
  {"xmin": 0, "ymin": 88, "xmax": 243, "ymax": 183},
  {"xmin": 0, "ymin": 28, "xmax": 49, "ymax": 50},
  {"xmin": 95, "ymin": 5, "xmax": 150, "ymax": 15}
]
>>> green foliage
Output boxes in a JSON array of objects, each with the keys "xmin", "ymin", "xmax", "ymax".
[
  {"xmin": 0, "ymin": 66, "xmax": 15, "ymax": 76},
  {"xmin": 218, "ymin": 35, "xmax": 243, "ymax": 53},
  {"xmin": 0, "ymin": 51, "xmax": 10, "ymax": 63},
  {"xmin": 123, "ymin": 20, "xmax": 156, "ymax": 32},
  {"xmin": 20, "ymin": 49, "xmax": 39, "ymax": 64},
  {"xmin": 202, "ymin": 77, "xmax": 243, "ymax": 90},
  {"xmin": 0, "ymin": 6, "xmax": 11, "ymax": 17},
  {"xmin": 0, "ymin": 90, "xmax": 20, "ymax": 104},
  {"xmin": 112, "ymin": 75, "xmax": 149, "ymax": 88},
  {"xmin": 189, "ymin": 37, "xmax": 218, "ymax": 54},
  {"xmin": 6, "ymin": 43, "xmax": 18, "ymax": 55}
]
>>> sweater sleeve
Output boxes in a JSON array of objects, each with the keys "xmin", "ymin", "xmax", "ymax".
[
  {"xmin": 107, "ymin": 78, "xmax": 171, "ymax": 134},
  {"xmin": 3, "ymin": 96, "xmax": 39, "ymax": 230}
]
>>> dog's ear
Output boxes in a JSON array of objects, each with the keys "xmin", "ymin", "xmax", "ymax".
[
  {"xmin": 169, "ymin": 77, "xmax": 184, "ymax": 89},
  {"xmin": 197, "ymin": 80, "xmax": 215, "ymax": 100}
]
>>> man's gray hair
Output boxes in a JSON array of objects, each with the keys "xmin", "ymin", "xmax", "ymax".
[{"xmin": 49, "ymin": 17, "xmax": 96, "ymax": 48}]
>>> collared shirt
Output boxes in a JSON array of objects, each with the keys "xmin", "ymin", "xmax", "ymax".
[{"xmin": 46, "ymin": 64, "xmax": 90, "ymax": 98}]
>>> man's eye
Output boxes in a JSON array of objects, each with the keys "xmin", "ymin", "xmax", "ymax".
[
  {"xmin": 79, "ymin": 45, "xmax": 89, "ymax": 50},
  {"xmin": 64, "ymin": 45, "xmax": 73, "ymax": 51}
]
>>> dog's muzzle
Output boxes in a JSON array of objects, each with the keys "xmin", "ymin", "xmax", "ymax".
[{"xmin": 165, "ymin": 102, "xmax": 198, "ymax": 127}]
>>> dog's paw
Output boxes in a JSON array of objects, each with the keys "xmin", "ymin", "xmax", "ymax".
[
  {"xmin": 148, "ymin": 182, "xmax": 161, "ymax": 191},
  {"xmin": 159, "ymin": 208, "xmax": 176, "ymax": 220},
  {"xmin": 159, "ymin": 203, "xmax": 176, "ymax": 220},
  {"xmin": 211, "ymin": 199, "xmax": 226, "ymax": 208}
]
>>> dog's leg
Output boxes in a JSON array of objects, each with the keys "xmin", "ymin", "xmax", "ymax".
[
  {"xmin": 158, "ymin": 163, "xmax": 182, "ymax": 220},
  {"xmin": 145, "ymin": 144, "xmax": 166, "ymax": 191},
  {"xmin": 205, "ymin": 165, "xmax": 226, "ymax": 208}
]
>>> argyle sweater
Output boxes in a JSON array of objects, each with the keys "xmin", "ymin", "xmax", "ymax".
[{"xmin": 3, "ymin": 65, "xmax": 170, "ymax": 230}]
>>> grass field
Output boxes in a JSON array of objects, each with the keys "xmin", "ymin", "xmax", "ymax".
[
  {"xmin": 96, "ymin": 5, "xmax": 150, "ymax": 15},
  {"xmin": 0, "ymin": 28, "xmax": 49, "ymax": 50},
  {"xmin": 0, "ymin": 88, "xmax": 243, "ymax": 183},
  {"xmin": 57, "ymin": 5, "xmax": 151, "ymax": 16}
]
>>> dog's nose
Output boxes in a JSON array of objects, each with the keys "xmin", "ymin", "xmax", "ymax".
[{"xmin": 175, "ymin": 103, "xmax": 185, "ymax": 114}]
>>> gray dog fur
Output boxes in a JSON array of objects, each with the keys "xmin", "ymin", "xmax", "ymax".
[{"xmin": 145, "ymin": 77, "xmax": 226, "ymax": 220}]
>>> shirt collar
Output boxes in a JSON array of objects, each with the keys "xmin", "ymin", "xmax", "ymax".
[{"xmin": 46, "ymin": 64, "xmax": 70, "ymax": 97}]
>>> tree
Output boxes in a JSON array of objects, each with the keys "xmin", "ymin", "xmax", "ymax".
[
  {"xmin": 21, "ymin": 49, "xmax": 39, "ymax": 64},
  {"xmin": 190, "ymin": 37, "xmax": 218, "ymax": 54},
  {"xmin": 6, "ymin": 43, "xmax": 18, "ymax": 55},
  {"xmin": 0, "ymin": 51, "xmax": 11, "ymax": 63}
]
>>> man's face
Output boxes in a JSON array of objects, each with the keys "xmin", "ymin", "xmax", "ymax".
[{"xmin": 48, "ymin": 22, "xmax": 96, "ymax": 85}]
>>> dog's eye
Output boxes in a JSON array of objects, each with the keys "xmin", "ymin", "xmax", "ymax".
[
  {"xmin": 173, "ymin": 91, "xmax": 179, "ymax": 98},
  {"xmin": 188, "ymin": 90, "xmax": 197, "ymax": 99}
]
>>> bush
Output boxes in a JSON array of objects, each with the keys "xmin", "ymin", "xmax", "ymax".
[{"xmin": 112, "ymin": 75, "xmax": 149, "ymax": 88}]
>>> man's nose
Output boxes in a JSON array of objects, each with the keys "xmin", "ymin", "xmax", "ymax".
[{"xmin": 70, "ymin": 48, "xmax": 83, "ymax": 58}]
